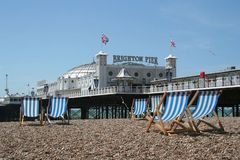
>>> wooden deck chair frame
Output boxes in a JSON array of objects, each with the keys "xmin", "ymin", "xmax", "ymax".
[
  {"xmin": 146, "ymin": 92, "xmax": 191, "ymax": 135},
  {"xmin": 130, "ymin": 98, "xmax": 149, "ymax": 121},
  {"xmin": 45, "ymin": 97, "xmax": 70, "ymax": 125},
  {"xmin": 183, "ymin": 90, "xmax": 224, "ymax": 132},
  {"xmin": 19, "ymin": 97, "xmax": 43, "ymax": 126},
  {"xmin": 145, "ymin": 95, "xmax": 164, "ymax": 122},
  {"xmin": 168, "ymin": 91, "xmax": 200, "ymax": 133}
]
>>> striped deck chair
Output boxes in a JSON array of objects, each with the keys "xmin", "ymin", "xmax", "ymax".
[
  {"xmin": 20, "ymin": 97, "xmax": 43, "ymax": 125},
  {"xmin": 46, "ymin": 97, "xmax": 69, "ymax": 124},
  {"xmin": 146, "ymin": 92, "xmax": 190, "ymax": 135},
  {"xmin": 131, "ymin": 98, "xmax": 148, "ymax": 120},
  {"xmin": 187, "ymin": 90, "xmax": 224, "ymax": 132}
]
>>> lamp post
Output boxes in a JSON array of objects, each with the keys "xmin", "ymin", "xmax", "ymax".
[
  {"xmin": 5, "ymin": 74, "xmax": 9, "ymax": 96},
  {"xmin": 31, "ymin": 87, "xmax": 35, "ymax": 97}
]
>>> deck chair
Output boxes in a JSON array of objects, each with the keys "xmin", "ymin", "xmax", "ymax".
[
  {"xmin": 186, "ymin": 90, "xmax": 224, "ymax": 132},
  {"xmin": 20, "ymin": 97, "xmax": 43, "ymax": 125},
  {"xmin": 146, "ymin": 92, "xmax": 190, "ymax": 135},
  {"xmin": 131, "ymin": 98, "xmax": 149, "ymax": 120},
  {"xmin": 45, "ymin": 97, "xmax": 69, "ymax": 124},
  {"xmin": 145, "ymin": 95, "xmax": 163, "ymax": 121}
]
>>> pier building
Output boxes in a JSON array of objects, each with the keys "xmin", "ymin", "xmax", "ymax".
[{"xmin": 36, "ymin": 51, "xmax": 176, "ymax": 97}]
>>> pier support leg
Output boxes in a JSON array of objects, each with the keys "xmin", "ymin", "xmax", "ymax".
[
  {"xmin": 237, "ymin": 105, "xmax": 239, "ymax": 117},
  {"xmin": 106, "ymin": 106, "xmax": 109, "ymax": 119},
  {"xmin": 232, "ymin": 106, "xmax": 235, "ymax": 117},
  {"xmin": 112, "ymin": 106, "xmax": 114, "ymax": 119},
  {"xmin": 81, "ymin": 106, "xmax": 88, "ymax": 119},
  {"xmin": 222, "ymin": 106, "xmax": 224, "ymax": 117}
]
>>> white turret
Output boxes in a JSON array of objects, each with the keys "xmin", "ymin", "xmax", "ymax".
[
  {"xmin": 165, "ymin": 54, "xmax": 177, "ymax": 79},
  {"xmin": 96, "ymin": 51, "xmax": 108, "ymax": 88},
  {"xmin": 165, "ymin": 54, "xmax": 176, "ymax": 69}
]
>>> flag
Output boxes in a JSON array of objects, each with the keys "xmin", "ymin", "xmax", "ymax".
[
  {"xmin": 170, "ymin": 39, "xmax": 176, "ymax": 47},
  {"xmin": 101, "ymin": 34, "xmax": 109, "ymax": 45}
]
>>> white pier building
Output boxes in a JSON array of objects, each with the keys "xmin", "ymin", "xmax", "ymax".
[{"xmin": 36, "ymin": 51, "xmax": 176, "ymax": 97}]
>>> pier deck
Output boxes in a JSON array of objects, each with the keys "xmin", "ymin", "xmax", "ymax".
[{"xmin": 1, "ymin": 69, "xmax": 240, "ymax": 120}]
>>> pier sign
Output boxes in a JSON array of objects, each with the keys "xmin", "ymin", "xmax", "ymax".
[{"xmin": 113, "ymin": 55, "xmax": 158, "ymax": 65}]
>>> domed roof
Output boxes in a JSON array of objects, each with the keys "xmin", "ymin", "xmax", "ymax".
[{"xmin": 61, "ymin": 62, "xmax": 97, "ymax": 78}]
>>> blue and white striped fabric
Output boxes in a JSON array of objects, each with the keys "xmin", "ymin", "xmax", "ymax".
[
  {"xmin": 151, "ymin": 95, "xmax": 163, "ymax": 113},
  {"xmin": 49, "ymin": 97, "xmax": 68, "ymax": 118},
  {"xmin": 22, "ymin": 97, "xmax": 40, "ymax": 117},
  {"xmin": 161, "ymin": 92, "xmax": 189, "ymax": 122},
  {"xmin": 133, "ymin": 99, "xmax": 147, "ymax": 116},
  {"xmin": 192, "ymin": 91, "xmax": 219, "ymax": 120}
]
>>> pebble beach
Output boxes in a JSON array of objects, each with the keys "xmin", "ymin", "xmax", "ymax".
[{"xmin": 0, "ymin": 117, "xmax": 239, "ymax": 160}]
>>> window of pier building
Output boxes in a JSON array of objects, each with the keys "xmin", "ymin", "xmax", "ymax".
[
  {"xmin": 159, "ymin": 73, "xmax": 163, "ymax": 78},
  {"xmin": 108, "ymin": 71, "xmax": 113, "ymax": 76},
  {"xmin": 134, "ymin": 72, "xmax": 139, "ymax": 77},
  {"xmin": 147, "ymin": 72, "xmax": 151, "ymax": 77}
]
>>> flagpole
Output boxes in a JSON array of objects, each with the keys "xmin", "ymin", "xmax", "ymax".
[{"xmin": 101, "ymin": 33, "xmax": 104, "ymax": 52}]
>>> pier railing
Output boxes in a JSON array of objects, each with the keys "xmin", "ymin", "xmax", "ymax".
[
  {"xmin": 40, "ymin": 70, "xmax": 240, "ymax": 98},
  {"xmin": 54, "ymin": 86, "xmax": 150, "ymax": 98},
  {"xmin": 150, "ymin": 74, "xmax": 240, "ymax": 93}
]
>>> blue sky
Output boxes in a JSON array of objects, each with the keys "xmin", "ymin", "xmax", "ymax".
[{"xmin": 0, "ymin": 0, "xmax": 239, "ymax": 96}]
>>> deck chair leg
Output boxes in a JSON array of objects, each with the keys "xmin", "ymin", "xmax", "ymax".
[
  {"xmin": 47, "ymin": 116, "xmax": 51, "ymax": 124},
  {"xmin": 169, "ymin": 115, "xmax": 183, "ymax": 131},
  {"xmin": 40, "ymin": 107, "xmax": 43, "ymax": 125},
  {"xmin": 146, "ymin": 116, "xmax": 155, "ymax": 132},
  {"xmin": 191, "ymin": 120, "xmax": 200, "ymax": 132},
  {"xmin": 155, "ymin": 124, "xmax": 168, "ymax": 135},
  {"xmin": 44, "ymin": 113, "xmax": 47, "ymax": 124},
  {"xmin": 153, "ymin": 111, "xmax": 168, "ymax": 135},
  {"xmin": 198, "ymin": 112, "xmax": 224, "ymax": 131},
  {"xmin": 185, "ymin": 108, "xmax": 199, "ymax": 132},
  {"xmin": 196, "ymin": 117, "xmax": 202, "ymax": 127},
  {"xmin": 45, "ymin": 113, "xmax": 51, "ymax": 124},
  {"xmin": 185, "ymin": 112, "xmax": 195, "ymax": 131},
  {"xmin": 198, "ymin": 119, "xmax": 221, "ymax": 131},
  {"xmin": 131, "ymin": 115, "xmax": 136, "ymax": 121},
  {"xmin": 213, "ymin": 111, "xmax": 224, "ymax": 131},
  {"xmin": 146, "ymin": 92, "xmax": 166, "ymax": 132},
  {"xmin": 145, "ymin": 115, "xmax": 153, "ymax": 122},
  {"xmin": 155, "ymin": 117, "xmax": 168, "ymax": 135},
  {"xmin": 169, "ymin": 112, "xmax": 190, "ymax": 132},
  {"xmin": 21, "ymin": 115, "xmax": 24, "ymax": 126},
  {"xmin": 60, "ymin": 115, "xmax": 66, "ymax": 123},
  {"xmin": 20, "ymin": 105, "xmax": 24, "ymax": 125},
  {"xmin": 169, "ymin": 113, "xmax": 192, "ymax": 133},
  {"xmin": 45, "ymin": 102, "xmax": 51, "ymax": 124},
  {"xmin": 146, "ymin": 110, "xmax": 160, "ymax": 132},
  {"xmin": 130, "ymin": 99, "xmax": 135, "ymax": 121},
  {"xmin": 19, "ymin": 106, "xmax": 22, "ymax": 125},
  {"xmin": 67, "ymin": 109, "xmax": 70, "ymax": 124}
]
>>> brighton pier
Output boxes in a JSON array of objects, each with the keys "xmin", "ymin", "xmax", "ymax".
[{"xmin": 0, "ymin": 51, "xmax": 239, "ymax": 121}]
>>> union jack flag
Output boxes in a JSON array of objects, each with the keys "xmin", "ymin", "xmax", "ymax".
[
  {"xmin": 170, "ymin": 39, "xmax": 176, "ymax": 47},
  {"xmin": 101, "ymin": 34, "xmax": 109, "ymax": 45}
]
